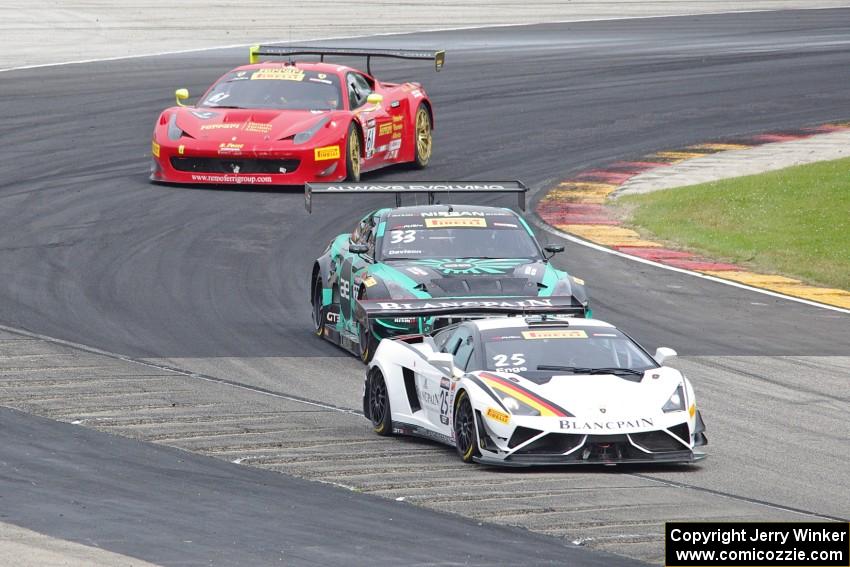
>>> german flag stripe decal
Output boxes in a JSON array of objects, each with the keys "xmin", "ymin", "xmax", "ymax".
[{"xmin": 480, "ymin": 373, "xmax": 573, "ymax": 417}]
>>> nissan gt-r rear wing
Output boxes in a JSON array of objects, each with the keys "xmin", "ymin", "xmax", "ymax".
[
  {"xmin": 305, "ymin": 181, "xmax": 528, "ymax": 213},
  {"xmin": 356, "ymin": 297, "xmax": 586, "ymax": 321},
  {"xmin": 249, "ymin": 45, "xmax": 445, "ymax": 74}
]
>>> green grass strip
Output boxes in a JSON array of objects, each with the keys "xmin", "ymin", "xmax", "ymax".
[{"xmin": 616, "ymin": 157, "xmax": 850, "ymax": 290}]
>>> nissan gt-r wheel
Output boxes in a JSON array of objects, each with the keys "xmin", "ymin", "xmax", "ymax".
[
  {"xmin": 345, "ymin": 123, "xmax": 362, "ymax": 182},
  {"xmin": 312, "ymin": 277, "xmax": 324, "ymax": 336},
  {"xmin": 413, "ymin": 104, "xmax": 432, "ymax": 169},
  {"xmin": 358, "ymin": 321, "xmax": 378, "ymax": 363},
  {"xmin": 453, "ymin": 390, "xmax": 480, "ymax": 463},
  {"xmin": 367, "ymin": 368, "xmax": 392, "ymax": 436}
]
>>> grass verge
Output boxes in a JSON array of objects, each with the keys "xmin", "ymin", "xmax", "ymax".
[{"xmin": 615, "ymin": 157, "xmax": 850, "ymax": 290}]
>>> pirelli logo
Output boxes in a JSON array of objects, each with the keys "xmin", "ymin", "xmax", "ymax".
[
  {"xmin": 486, "ymin": 407, "xmax": 510, "ymax": 424},
  {"xmin": 314, "ymin": 145, "xmax": 341, "ymax": 161},
  {"xmin": 521, "ymin": 330, "xmax": 588, "ymax": 340},
  {"xmin": 424, "ymin": 218, "xmax": 487, "ymax": 228}
]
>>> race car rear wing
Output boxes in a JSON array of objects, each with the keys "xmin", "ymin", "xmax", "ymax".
[
  {"xmin": 305, "ymin": 181, "xmax": 528, "ymax": 213},
  {"xmin": 356, "ymin": 297, "xmax": 586, "ymax": 321},
  {"xmin": 249, "ymin": 45, "xmax": 445, "ymax": 74}
]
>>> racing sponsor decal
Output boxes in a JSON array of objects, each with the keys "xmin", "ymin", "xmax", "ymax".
[
  {"xmin": 480, "ymin": 372, "xmax": 573, "ymax": 418},
  {"xmin": 486, "ymin": 407, "xmax": 510, "ymax": 424},
  {"xmin": 406, "ymin": 266, "xmax": 429, "ymax": 276},
  {"xmin": 559, "ymin": 418, "xmax": 654, "ymax": 431},
  {"xmin": 189, "ymin": 174, "xmax": 273, "ymax": 184},
  {"xmin": 314, "ymin": 145, "xmax": 341, "ymax": 161},
  {"xmin": 379, "ymin": 123, "xmax": 393, "ymax": 136},
  {"xmin": 218, "ymin": 142, "xmax": 243, "ymax": 154},
  {"xmin": 388, "ymin": 139, "xmax": 402, "ymax": 151},
  {"xmin": 151, "ymin": 141, "xmax": 160, "ymax": 158},
  {"xmin": 424, "ymin": 218, "xmax": 487, "ymax": 229},
  {"xmin": 440, "ymin": 377, "xmax": 451, "ymax": 390},
  {"xmin": 521, "ymin": 330, "xmax": 588, "ymax": 340},
  {"xmin": 362, "ymin": 276, "xmax": 377, "ymax": 288},
  {"xmin": 420, "ymin": 211, "xmax": 486, "ymax": 217},
  {"xmin": 393, "ymin": 115, "xmax": 404, "ymax": 123},
  {"xmin": 373, "ymin": 299, "xmax": 556, "ymax": 311},
  {"xmin": 251, "ymin": 68, "xmax": 305, "ymax": 81},
  {"xmin": 244, "ymin": 121, "xmax": 273, "ymax": 134},
  {"xmin": 200, "ymin": 123, "xmax": 241, "ymax": 131}
]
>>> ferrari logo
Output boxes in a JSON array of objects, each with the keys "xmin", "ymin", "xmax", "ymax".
[{"xmin": 231, "ymin": 164, "xmax": 240, "ymax": 174}]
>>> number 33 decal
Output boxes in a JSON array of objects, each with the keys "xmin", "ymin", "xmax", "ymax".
[{"xmin": 390, "ymin": 230, "xmax": 416, "ymax": 244}]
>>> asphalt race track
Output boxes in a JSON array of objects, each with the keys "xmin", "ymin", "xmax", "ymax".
[{"xmin": 1, "ymin": 8, "xmax": 849, "ymax": 565}]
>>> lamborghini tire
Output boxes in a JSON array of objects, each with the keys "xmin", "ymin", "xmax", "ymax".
[
  {"xmin": 453, "ymin": 390, "xmax": 480, "ymax": 463},
  {"xmin": 366, "ymin": 368, "xmax": 392, "ymax": 436}
]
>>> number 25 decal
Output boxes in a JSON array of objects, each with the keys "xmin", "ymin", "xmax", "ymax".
[
  {"xmin": 390, "ymin": 230, "xmax": 416, "ymax": 244},
  {"xmin": 493, "ymin": 353, "xmax": 526, "ymax": 367}
]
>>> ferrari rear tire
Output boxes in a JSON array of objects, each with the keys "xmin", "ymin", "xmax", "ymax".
[
  {"xmin": 366, "ymin": 368, "xmax": 392, "ymax": 436},
  {"xmin": 413, "ymin": 103, "xmax": 432, "ymax": 169},
  {"xmin": 453, "ymin": 390, "xmax": 480, "ymax": 463},
  {"xmin": 345, "ymin": 123, "xmax": 362, "ymax": 182},
  {"xmin": 312, "ymin": 277, "xmax": 324, "ymax": 336}
]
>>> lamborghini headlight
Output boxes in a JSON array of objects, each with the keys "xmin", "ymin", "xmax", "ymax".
[
  {"xmin": 662, "ymin": 384, "xmax": 686, "ymax": 413},
  {"xmin": 293, "ymin": 116, "xmax": 330, "ymax": 144},
  {"xmin": 167, "ymin": 114, "xmax": 184, "ymax": 141},
  {"xmin": 501, "ymin": 395, "xmax": 540, "ymax": 417}
]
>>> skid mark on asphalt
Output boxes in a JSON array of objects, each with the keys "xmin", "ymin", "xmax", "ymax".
[
  {"xmin": 2, "ymin": 326, "xmax": 848, "ymax": 563},
  {"xmin": 536, "ymin": 122, "xmax": 850, "ymax": 311}
]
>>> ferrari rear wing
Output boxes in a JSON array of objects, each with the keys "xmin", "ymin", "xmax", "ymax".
[
  {"xmin": 305, "ymin": 181, "xmax": 528, "ymax": 213},
  {"xmin": 356, "ymin": 297, "xmax": 586, "ymax": 321},
  {"xmin": 249, "ymin": 45, "xmax": 445, "ymax": 74}
]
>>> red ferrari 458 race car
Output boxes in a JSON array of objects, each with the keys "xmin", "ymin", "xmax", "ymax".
[{"xmin": 150, "ymin": 45, "xmax": 444, "ymax": 186}]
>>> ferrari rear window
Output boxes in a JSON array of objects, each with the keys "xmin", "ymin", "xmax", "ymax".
[{"xmin": 200, "ymin": 68, "xmax": 342, "ymax": 111}]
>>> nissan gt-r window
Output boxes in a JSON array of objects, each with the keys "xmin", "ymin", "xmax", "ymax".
[
  {"xmin": 380, "ymin": 214, "xmax": 541, "ymax": 260},
  {"xmin": 199, "ymin": 68, "xmax": 342, "ymax": 111},
  {"xmin": 481, "ymin": 327, "xmax": 658, "ymax": 380}
]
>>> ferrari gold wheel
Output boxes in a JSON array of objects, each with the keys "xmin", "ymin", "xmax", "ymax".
[
  {"xmin": 346, "ymin": 124, "xmax": 361, "ymax": 181},
  {"xmin": 414, "ymin": 104, "xmax": 432, "ymax": 168}
]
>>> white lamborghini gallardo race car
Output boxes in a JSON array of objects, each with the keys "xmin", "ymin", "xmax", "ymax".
[{"xmin": 363, "ymin": 315, "xmax": 707, "ymax": 466}]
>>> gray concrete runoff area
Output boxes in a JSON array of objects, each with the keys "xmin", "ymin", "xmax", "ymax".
[
  {"xmin": 0, "ymin": 327, "xmax": 848, "ymax": 565},
  {"xmin": 2, "ymin": 1, "xmax": 850, "ymax": 69}
]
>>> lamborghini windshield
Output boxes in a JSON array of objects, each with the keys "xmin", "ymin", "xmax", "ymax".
[
  {"xmin": 481, "ymin": 327, "xmax": 657, "ymax": 377},
  {"xmin": 380, "ymin": 212, "xmax": 541, "ymax": 260},
  {"xmin": 200, "ymin": 68, "xmax": 342, "ymax": 111}
]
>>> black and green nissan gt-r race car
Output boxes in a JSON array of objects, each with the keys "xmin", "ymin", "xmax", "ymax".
[{"xmin": 307, "ymin": 182, "xmax": 591, "ymax": 361}]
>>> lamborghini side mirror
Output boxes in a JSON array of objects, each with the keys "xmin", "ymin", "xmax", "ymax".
[
  {"xmin": 654, "ymin": 347, "xmax": 677, "ymax": 365},
  {"xmin": 175, "ymin": 88, "xmax": 189, "ymax": 107},
  {"xmin": 425, "ymin": 351, "xmax": 455, "ymax": 376},
  {"xmin": 349, "ymin": 243, "xmax": 369, "ymax": 255}
]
